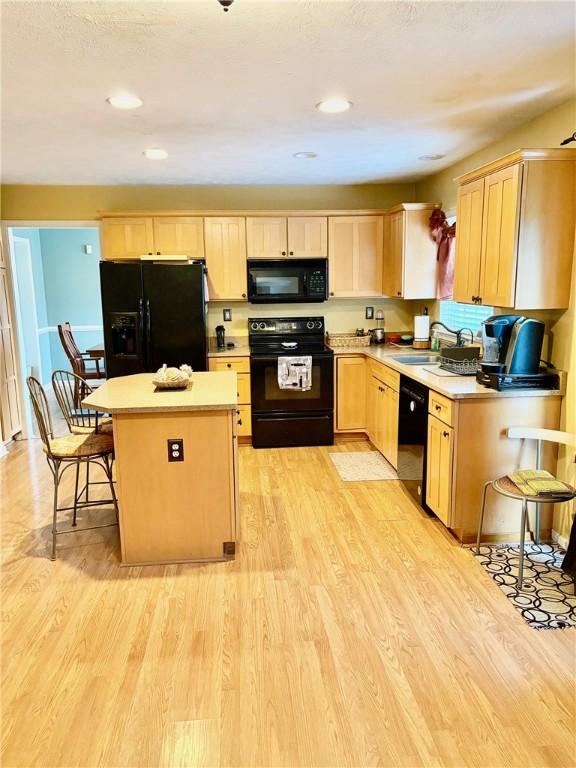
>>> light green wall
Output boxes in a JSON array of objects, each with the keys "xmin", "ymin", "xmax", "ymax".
[
  {"xmin": 416, "ymin": 99, "xmax": 576, "ymax": 213},
  {"xmin": 0, "ymin": 183, "xmax": 417, "ymax": 221}
]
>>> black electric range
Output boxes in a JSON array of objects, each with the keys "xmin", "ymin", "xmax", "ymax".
[{"xmin": 248, "ymin": 317, "xmax": 334, "ymax": 448}]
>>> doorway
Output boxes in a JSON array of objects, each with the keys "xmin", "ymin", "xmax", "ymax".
[{"xmin": 5, "ymin": 224, "xmax": 102, "ymax": 438}]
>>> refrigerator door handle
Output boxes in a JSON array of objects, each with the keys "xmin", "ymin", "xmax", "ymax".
[{"xmin": 146, "ymin": 298, "xmax": 152, "ymax": 368}]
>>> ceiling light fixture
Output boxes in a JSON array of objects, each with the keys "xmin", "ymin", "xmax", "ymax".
[
  {"xmin": 107, "ymin": 93, "xmax": 143, "ymax": 110},
  {"xmin": 217, "ymin": 0, "xmax": 234, "ymax": 11},
  {"xmin": 316, "ymin": 99, "xmax": 353, "ymax": 114},
  {"xmin": 418, "ymin": 154, "xmax": 445, "ymax": 161},
  {"xmin": 144, "ymin": 147, "xmax": 168, "ymax": 160},
  {"xmin": 293, "ymin": 152, "xmax": 318, "ymax": 159}
]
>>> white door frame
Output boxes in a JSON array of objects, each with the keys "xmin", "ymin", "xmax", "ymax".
[
  {"xmin": 10, "ymin": 235, "xmax": 43, "ymax": 437},
  {"xmin": 1, "ymin": 220, "xmax": 101, "ymax": 440}
]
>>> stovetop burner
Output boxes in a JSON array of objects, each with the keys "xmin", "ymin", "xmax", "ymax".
[{"xmin": 249, "ymin": 316, "xmax": 331, "ymax": 356}]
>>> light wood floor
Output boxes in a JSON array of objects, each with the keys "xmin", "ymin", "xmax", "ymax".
[{"xmin": 1, "ymin": 436, "xmax": 575, "ymax": 767}]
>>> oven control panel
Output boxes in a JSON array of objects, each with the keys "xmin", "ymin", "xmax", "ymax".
[{"xmin": 249, "ymin": 317, "xmax": 325, "ymax": 335}]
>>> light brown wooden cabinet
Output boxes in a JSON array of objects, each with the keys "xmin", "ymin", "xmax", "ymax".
[
  {"xmin": 101, "ymin": 216, "xmax": 204, "ymax": 260},
  {"xmin": 382, "ymin": 204, "xmax": 439, "ymax": 299},
  {"xmin": 101, "ymin": 217, "xmax": 154, "ymax": 260},
  {"xmin": 204, "ymin": 218, "xmax": 248, "ymax": 301},
  {"xmin": 426, "ymin": 415, "xmax": 454, "ymax": 527},
  {"xmin": 246, "ymin": 216, "xmax": 327, "ymax": 259},
  {"xmin": 335, "ymin": 356, "xmax": 366, "ymax": 431},
  {"xmin": 366, "ymin": 360, "xmax": 399, "ymax": 468},
  {"xmin": 328, "ymin": 216, "xmax": 384, "ymax": 297},
  {"xmin": 208, "ymin": 356, "xmax": 251, "ymax": 437},
  {"xmin": 152, "ymin": 217, "xmax": 205, "ymax": 259},
  {"xmin": 453, "ymin": 149, "xmax": 576, "ymax": 309}
]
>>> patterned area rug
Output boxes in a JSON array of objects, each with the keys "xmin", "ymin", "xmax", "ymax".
[
  {"xmin": 329, "ymin": 451, "xmax": 399, "ymax": 481},
  {"xmin": 472, "ymin": 543, "xmax": 576, "ymax": 629}
]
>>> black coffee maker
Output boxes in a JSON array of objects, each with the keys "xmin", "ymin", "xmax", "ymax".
[
  {"xmin": 477, "ymin": 315, "xmax": 556, "ymax": 390},
  {"xmin": 215, "ymin": 324, "xmax": 226, "ymax": 350}
]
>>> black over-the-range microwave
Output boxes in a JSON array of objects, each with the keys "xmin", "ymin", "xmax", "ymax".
[{"xmin": 247, "ymin": 259, "xmax": 328, "ymax": 303}]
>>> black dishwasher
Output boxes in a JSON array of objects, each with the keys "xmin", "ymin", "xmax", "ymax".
[{"xmin": 397, "ymin": 376, "xmax": 429, "ymax": 508}]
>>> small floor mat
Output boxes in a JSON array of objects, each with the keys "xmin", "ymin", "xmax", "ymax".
[
  {"xmin": 472, "ymin": 543, "xmax": 576, "ymax": 629},
  {"xmin": 329, "ymin": 451, "xmax": 399, "ymax": 481}
]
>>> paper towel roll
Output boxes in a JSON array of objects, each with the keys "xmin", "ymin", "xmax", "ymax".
[{"xmin": 414, "ymin": 315, "xmax": 430, "ymax": 341}]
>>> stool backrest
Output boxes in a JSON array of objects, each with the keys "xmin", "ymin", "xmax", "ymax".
[
  {"xmin": 27, "ymin": 376, "xmax": 54, "ymax": 450},
  {"xmin": 52, "ymin": 370, "xmax": 96, "ymax": 431},
  {"xmin": 506, "ymin": 427, "xmax": 576, "ymax": 471}
]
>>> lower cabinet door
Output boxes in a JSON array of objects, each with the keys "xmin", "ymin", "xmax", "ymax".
[
  {"xmin": 336, "ymin": 356, "xmax": 366, "ymax": 430},
  {"xmin": 367, "ymin": 376, "xmax": 384, "ymax": 452},
  {"xmin": 235, "ymin": 405, "xmax": 251, "ymax": 437},
  {"xmin": 426, "ymin": 415, "xmax": 453, "ymax": 526},
  {"xmin": 383, "ymin": 386, "xmax": 399, "ymax": 469}
]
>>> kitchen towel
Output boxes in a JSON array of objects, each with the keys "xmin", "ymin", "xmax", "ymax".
[{"xmin": 278, "ymin": 356, "xmax": 312, "ymax": 391}]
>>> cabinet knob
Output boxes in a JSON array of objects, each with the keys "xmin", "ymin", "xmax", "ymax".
[
  {"xmin": 227, "ymin": 363, "xmax": 232, "ymax": 368},
  {"xmin": 477, "ymin": 297, "xmax": 482, "ymax": 304},
  {"xmin": 156, "ymin": 251, "xmax": 161, "ymax": 255},
  {"xmin": 330, "ymin": 291, "xmax": 334, "ymax": 297},
  {"xmin": 397, "ymin": 291, "xmax": 401, "ymax": 296},
  {"xmin": 281, "ymin": 251, "xmax": 286, "ymax": 256},
  {"xmin": 238, "ymin": 419, "xmax": 242, "ymax": 426},
  {"xmin": 242, "ymin": 293, "xmax": 246, "ymax": 299},
  {"xmin": 443, "ymin": 431, "xmax": 449, "ymax": 438},
  {"xmin": 289, "ymin": 251, "xmax": 294, "ymax": 256},
  {"xmin": 435, "ymin": 404, "xmax": 441, "ymax": 411},
  {"xmin": 148, "ymin": 252, "xmax": 153, "ymax": 256}
]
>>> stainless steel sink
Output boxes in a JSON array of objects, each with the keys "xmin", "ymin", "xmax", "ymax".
[{"xmin": 390, "ymin": 355, "xmax": 439, "ymax": 365}]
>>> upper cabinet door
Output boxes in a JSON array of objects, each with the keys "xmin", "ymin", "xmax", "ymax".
[
  {"xmin": 101, "ymin": 218, "xmax": 154, "ymax": 260},
  {"xmin": 287, "ymin": 217, "xmax": 328, "ymax": 258},
  {"xmin": 152, "ymin": 217, "xmax": 205, "ymax": 258},
  {"xmin": 453, "ymin": 179, "xmax": 484, "ymax": 303},
  {"xmin": 328, "ymin": 216, "xmax": 383, "ymax": 297},
  {"xmin": 246, "ymin": 217, "xmax": 287, "ymax": 259},
  {"xmin": 479, "ymin": 163, "xmax": 522, "ymax": 308},
  {"xmin": 382, "ymin": 211, "xmax": 404, "ymax": 298},
  {"xmin": 204, "ymin": 217, "xmax": 247, "ymax": 301}
]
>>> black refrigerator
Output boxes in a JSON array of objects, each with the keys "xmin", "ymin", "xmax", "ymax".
[{"xmin": 100, "ymin": 261, "xmax": 207, "ymax": 378}]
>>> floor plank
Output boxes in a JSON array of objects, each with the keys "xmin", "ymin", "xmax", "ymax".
[{"xmin": 1, "ymin": 437, "xmax": 575, "ymax": 767}]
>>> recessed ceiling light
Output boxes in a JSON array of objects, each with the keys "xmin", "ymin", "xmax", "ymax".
[
  {"xmin": 107, "ymin": 93, "xmax": 143, "ymax": 110},
  {"xmin": 418, "ymin": 154, "xmax": 445, "ymax": 161},
  {"xmin": 293, "ymin": 152, "xmax": 318, "ymax": 159},
  {"xmin": 316, "ymin": 99, "xmax": 353, "ymax": 114},
  {"xmin": 143, "ymin": 147, "xmax": 168, "ymax": 160}
]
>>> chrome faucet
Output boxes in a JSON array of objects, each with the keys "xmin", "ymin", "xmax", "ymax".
[{"xmin": 430, "ymin": 321, "xmax": 474, "ymax": 348}]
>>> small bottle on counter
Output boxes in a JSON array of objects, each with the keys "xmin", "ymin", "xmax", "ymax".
[{"xmin": 431, "ymin": 327, "xmax": 441, "ymax": 352}]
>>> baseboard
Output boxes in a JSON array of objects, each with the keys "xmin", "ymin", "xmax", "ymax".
[
  {"xmin": 552, "ymin": 529, "xmax": 569, "ymax": 549},
  {"xmin": 334, "ymin": 432, "xmax": 369, "ymax": 443}
]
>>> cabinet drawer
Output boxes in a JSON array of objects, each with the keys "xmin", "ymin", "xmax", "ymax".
[
  {"xmin": 236, "ymin": 373, "xmax": 251, "ymax": 404},
  {"xmin": 209, "ymin": 357, "xmax": 250, "ymax": 374},
  {"xmin": 429, "ymin": 391, "xmax": 454, "ymax": 426},
  {"xmin": 367, "ymin": 360, "xmax": 400, "ymax": 392},
  {"xmin": 235, "ymin": 405, "xmax": 251, "ymax": 436}
]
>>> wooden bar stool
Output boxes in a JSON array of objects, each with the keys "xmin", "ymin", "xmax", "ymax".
[
  {"xmin": 27, "ymin": 377, "xmax": 118, "ymax": 560},
  {"xmin": 476, "ymin": 427, "xmax": 576, "ymax": 589}
]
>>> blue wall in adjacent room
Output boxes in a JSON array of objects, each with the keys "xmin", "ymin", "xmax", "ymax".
[
  {"xmin": 12, "ymin": 228, "xmax": 51, "ymax": 383},
  {"xmin": 39, "ymin": 228, "xmax": 102, "ymax": 373},
  {"xmin": 10, "ymin": 227, "xmax": 103, "ymax": 383}
]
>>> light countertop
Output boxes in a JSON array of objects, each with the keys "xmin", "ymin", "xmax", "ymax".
[
  {"xmin": 330, "ymin": 345, "xmax": 563, "ymax": 400},
  {"xmin": 83, "ymin": 372, "xmax": 238, "ymax": 414},
  {"xmin": 207, "ymin": 337, "xmax": 250, "ymax": 358}
]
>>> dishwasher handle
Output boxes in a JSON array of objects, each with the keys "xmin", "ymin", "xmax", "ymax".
[{"xmin": 400, "ymin": 384, "xmax": 427, "ymax": 406}]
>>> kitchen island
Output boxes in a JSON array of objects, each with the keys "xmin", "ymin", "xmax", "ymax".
[{"xmin": 83, "ymin": 372, "xmax": 239, "ymax": 566}]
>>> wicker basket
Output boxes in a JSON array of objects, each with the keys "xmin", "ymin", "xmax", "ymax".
[{"xmin": 327, "ymin": 332, "xmax": 371, "ymax": 348}]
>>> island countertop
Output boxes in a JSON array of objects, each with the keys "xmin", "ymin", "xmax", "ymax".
[{"xmin": 83, "ymin": 372, "xmax": 238, "ymax": 414}]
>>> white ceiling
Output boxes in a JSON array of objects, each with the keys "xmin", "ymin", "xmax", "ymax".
[{"xmin": 1, "ymin": 0, "xmax": 574, "ymax": 185}]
